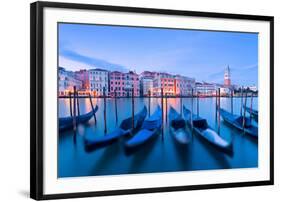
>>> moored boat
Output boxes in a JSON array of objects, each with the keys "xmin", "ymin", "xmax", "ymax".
[
  {"xmin": 169, "ymin": 106, "xmax": 191, "ymax": 145},
  {"xmin": 125, "ymin": 105, "xmax": 162, "ymax": 153},
  {"xmin": 59, "ymin": 105, "xmax": 98, "ymax": 132},
  {"xmin": 84, "ymin": 106, "xmax": 147, "ymax": 152},
  {"xmin": 244, "ymin": 106, "xmax": 258, "ymax": 122},
  {"xmin": 220, "ymin": 108, "xmax": 258, "ymax": 138},
  {"xmin": 183, "ymin": 106, "xmax": 233, "ymax": 154}
]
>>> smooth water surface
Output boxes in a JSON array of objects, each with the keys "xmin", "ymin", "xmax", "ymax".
[{"xmin": 58, "ymin": 97, "xmax": 258, "ymax": 178}]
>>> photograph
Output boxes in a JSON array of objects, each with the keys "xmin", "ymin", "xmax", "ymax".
[{"xmin": 58, "ymin": 22, "xmax": 259, "ymax": 178}]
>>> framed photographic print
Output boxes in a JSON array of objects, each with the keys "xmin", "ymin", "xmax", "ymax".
[{"xmin": 30, "ymin": 1, "xmax": 274, "ymax": 200}]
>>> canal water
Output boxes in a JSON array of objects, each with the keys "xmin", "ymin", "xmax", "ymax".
[{"xmin": 58, "ymin": 97, "xmax": 258, "ymax": 178}]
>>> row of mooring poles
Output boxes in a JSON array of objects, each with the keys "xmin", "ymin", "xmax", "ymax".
[
  {"xmin": 238, "ymin": 86, "xmax": 253, "ymax": 133},
  {"xmin": 69, "ymin": 87, "xmax": 98, "ymax": 134}
]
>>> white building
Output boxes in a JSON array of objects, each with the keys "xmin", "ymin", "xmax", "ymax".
[
  {"xmin": 58, "ymin": 67, "xmax": 82, "ymax": 96},
  {"xmin": 89, "ymin": 68, "xmax": 109, "ymax": 96},
  {"xmin": 249, "ymin": 85, "xmax": 258, "ymax": 92},
  {"xmin": 195, "ymin": 82, "xmax": 216, "ymax": 96}
]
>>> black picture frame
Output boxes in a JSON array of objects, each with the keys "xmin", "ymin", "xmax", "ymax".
[{"xmin": 30, "ymin": 1, "xmax": 274, "ymax": 200}]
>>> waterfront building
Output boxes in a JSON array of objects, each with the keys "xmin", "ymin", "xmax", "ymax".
[
  {"xmin": 109, "ymin": 71, "xmax": 126, "ymax": 97},
  {"xmin": 139, "ymin": 71, "xmax": 157, "ymax": 96},
  {"xmin": 124, "ymin": 71, "xmax": 140, "ymax": 97},
  {"xmin": 74, "ymin": 69, "xmax": 90, "ymax": 90},
  {"xmin": 195, "ymin": 82, "xmax": 217, "ymax": 96},
  {"xmin": 153, "ymin": 72, "xmax": 175, "ymax": 96},
  {"xmin": 58, "ymin": 67, "xmax": 82, "ymax": 96},
  {"xmin": 141, "ymin": 78, "xmax": 154, "ymax": 96},
  {"xmin": 88, "ymin": 68, "xmax": 109, "ymax": 97},
  {"xmin": 219, "ymin": 86, "xmax": 231, "ymax": 96},
  {"xmin": 174, "ymin": 75, "xmax": 195, "ymax": 96},
  {"xmin": 196, "ymin": 82, "xmax": 231, "ymax": 96},
  {"xmin": 224, "ymin": 65, "xmax": 231, "ymax": 86},
  {"xmin": 249, "ymin": 85, "xmax": 258, "ymax": 92}
]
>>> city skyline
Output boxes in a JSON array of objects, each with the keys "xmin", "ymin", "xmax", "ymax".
[{"xmin": 59, "ymin": 23, "xmax": 258, "ymax": 86}]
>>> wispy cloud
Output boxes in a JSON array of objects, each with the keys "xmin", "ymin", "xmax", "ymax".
[{"xmin": 59, "ymin": 49, "xmax": 129, "ymax": 72}]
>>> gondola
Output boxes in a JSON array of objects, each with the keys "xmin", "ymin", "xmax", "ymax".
[
  {"xmin": 84, "ymin": 106, "xmax": 147, "ymax": 152},
  {"xmin": 169, "ymin": 106, "xmax": 191, "ymax": 145},
  {"xmin": 59, "ymin": 105, "xmax": 99, "ymax": 132},
  {"xmin": 183, "ymin": 106, "xmax": 233, "ymax": 154},
  {"xmin": 125, "ymin": 105, "xmax": 162, "ymax": 152},
  {"xmin": 244, "ymin": 106, "xmax": 258, "ymax": 122},
  {"xmin": 220, "ymin": 108, "xmax": 258, "ymax": 138}
]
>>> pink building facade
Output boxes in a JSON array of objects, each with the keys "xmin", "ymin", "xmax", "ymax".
[
  {"xmin": 153, "ymin": 72, "xmax": 175, "ymax": 96},
  {"xmin": 109, "ymin": 71, "xmax": 140, "ymax": 97},
  {"xmin": 174, "ymin": 75, "xmax": 195, "ymax": 96},
  {"xmin": 109, "ymin": 71, "xmax": 126, "ymax": 97}
]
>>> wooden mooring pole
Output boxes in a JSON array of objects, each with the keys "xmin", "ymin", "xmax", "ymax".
[
  {"xmin": 76, "ymin": 90, "xmax": 80, "ymax": 116},
  {"xmin": 131, "ymin": 87, "xmax": 135, "ymax": 131},
  {"xmin": 250, "ymin": 92, "xmax": 253, "ymax": 122},
  {"xmin": 165, "ymin": 93, "xmax": 168, "ymax": 123},
  {"xmin": 242, "ymin": 91, "xmax": 248, "ymax": 132},
  {"xmin": 161, "ymin": 88, "xmax": 164, "ymax": 139},
  {"xmin": 69, "ymin": 92, "xmax": 73, "ymax": 117},
  {"xmin": 148, "ymin": 90, "xmax": 151, "ymax": 117},
  {"xmin": 88, "ymin": 93, "xmax": 96, "ymax": 124},
  {"xmin": 191, "ymin": 88, "xmax": 194, "ymax": 131},
  {"xmin": 231, "ymin": 89, "xmax": 233, "ymax": 114},
  {"xmin": 240, "ymin": 86, "xmax": 244, "ymax": 116},
  {"xmin": 196, "ymin": 89, "xmax": 199, "ymax": 117},
  {"xmin": 180, "ymin": 91, "xmax": 183, "ymax": 116},
  {"xmin": 103, "ymin": 87, "xmax": 107, "ymax": 134},
  {"xmin": 215, "ymin": 90, "xmax": 218, "ymax": 122},
  {"xmin": 72, "ymin": 86, "xmax": 77, "ymax": 143},
  {"xmin": 114, "ymin": 88, "xmax": 118, "ymax": 124},
  {"xmin": 217, "ymin": 88, "xmax": 221, "ymax": 135}
]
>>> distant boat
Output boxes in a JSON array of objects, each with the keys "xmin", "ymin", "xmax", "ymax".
[
  {"xmin": 244, "ymin": 106, "xmax": 258, "ymax": 122},
  {"xmin": 220, "ymin": 108, "xmax": 258, "ymax": 138},
  {"xmin": 169, "ymin": 106, "xmax": 191, "ymax": 145},
  {"xmin": 183, "ymin": 106, "xmax": 233, "ymax": 154},
  {"xmin": 125, "ymin": 105, "xmax": 162, "ymax": 152},
  {"xmin": 59, "ymin": 105, "xmax": 99, "ymax": 132},
  {"xmin": 84, "ymin": 106, "xmax": 147, "ymax": 152}
]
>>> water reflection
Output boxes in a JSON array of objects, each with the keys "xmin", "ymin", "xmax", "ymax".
[{"xmin": 58, "ymin": 97, "xmax": 258, "ymax": 178}]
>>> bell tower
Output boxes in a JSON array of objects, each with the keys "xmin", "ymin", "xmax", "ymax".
[{"xmin": 224, "ymin": 65, "xmax": 231, "ymax": 86}]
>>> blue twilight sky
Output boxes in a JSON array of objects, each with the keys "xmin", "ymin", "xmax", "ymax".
[{"xmin": 59, "ymin": 23, "xmax": 258, "ymax": 86}]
